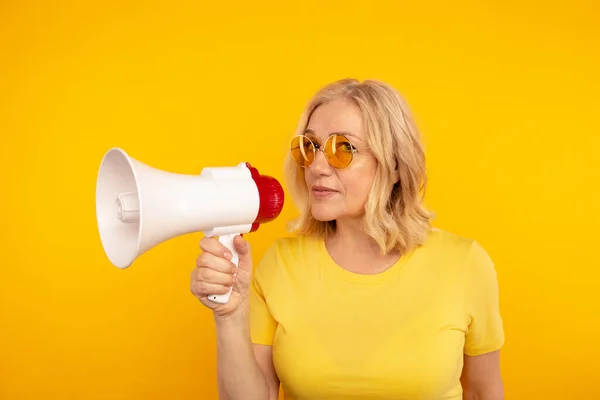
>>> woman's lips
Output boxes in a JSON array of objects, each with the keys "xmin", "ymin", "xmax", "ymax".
[{"xmin": 312, "ymin": 186, "xmax": 338, "ymax": 199}]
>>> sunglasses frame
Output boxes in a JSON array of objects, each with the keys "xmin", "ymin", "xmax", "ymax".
[{"xmin": 290, "ymin": 134, "xmax": 359, "ymax": 169}]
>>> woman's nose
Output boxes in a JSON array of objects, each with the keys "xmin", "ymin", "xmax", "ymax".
[{"xmin": 310, "ymin": 149, "xmax": 333, "ymax": 175}]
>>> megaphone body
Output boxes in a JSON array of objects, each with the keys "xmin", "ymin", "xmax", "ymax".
[{"xmin": 96, "ymin": 148, "xmax": 284, "ymax": 304}]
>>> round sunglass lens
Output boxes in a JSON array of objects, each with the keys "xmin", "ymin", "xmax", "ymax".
[
  {"xmin": 291, "ymin": 136, "xmax": 315, "ymax": 167},
  {"xmin": 326, "ymin": 135, "xmax": 354, "ymax": 168}
]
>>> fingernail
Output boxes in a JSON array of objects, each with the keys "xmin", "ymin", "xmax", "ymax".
[{"xmin": 224, "ymin": 251, "xmax": 232, "ymax": 260}]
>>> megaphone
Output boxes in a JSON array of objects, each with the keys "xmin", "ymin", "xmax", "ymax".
[{"xmin": 95, "ymin": 148, "xmax": 284, "ymax": 304}]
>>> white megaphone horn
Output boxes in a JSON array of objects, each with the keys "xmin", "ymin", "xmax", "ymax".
[{"xmin": 95, "ymin": 148, "xmax": 284, "ymax": 304}]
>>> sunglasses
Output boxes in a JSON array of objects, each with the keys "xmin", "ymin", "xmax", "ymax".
[{"xmin": 290, "ymin": 134, "xmax": 358, "ymax": 169}]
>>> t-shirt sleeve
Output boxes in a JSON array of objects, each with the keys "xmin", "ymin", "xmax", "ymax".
[
  {"xmin": 249, "ymin": 242, "xmax": 280, "ymax": 346},
  {"xmin": 464, "ymin": 240, "xmax": 505, "ymax": 356}
]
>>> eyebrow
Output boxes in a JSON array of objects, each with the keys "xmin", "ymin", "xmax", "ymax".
[{"xmin": 303, "ymin": 128, "xmax": 361, "ymax": 140}]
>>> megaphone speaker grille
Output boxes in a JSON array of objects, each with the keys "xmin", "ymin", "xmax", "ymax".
[{"xmin": 96, "ymin": 148, "xmax": 142, "ymax": 268}]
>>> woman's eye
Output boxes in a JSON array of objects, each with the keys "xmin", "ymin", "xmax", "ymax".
[
  {"xmin": 337, "ymin": 142, "xmax": 353, "ymax": 152},
  {"xmin": 308, "ymin": 141, "xmax": 320, "ymax": 150},
  {"xmin": 304, "ymin": 137, "xmax": 320, "ymax": 148}
]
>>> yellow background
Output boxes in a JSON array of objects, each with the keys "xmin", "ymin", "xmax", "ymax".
[{"xmin": 1, "ymin": 1, "xmax": 598, "ymax": 399}]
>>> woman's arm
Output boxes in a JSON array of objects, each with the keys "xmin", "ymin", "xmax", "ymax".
[
  {"xmin": 215, "ymin": 312, "xmax": 277, "ymax": 400},
  {"xmin": 192, "ymin": 235, "xmax": 279, "ymax": 400},
  {"xmin": 460, "ymin": 350, "xmax": 504, "ymax": 400}
]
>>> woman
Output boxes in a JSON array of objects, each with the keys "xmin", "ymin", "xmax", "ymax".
[{"xmin": 190, "ymin": 78, "xmax": 505, "ymax": 399}]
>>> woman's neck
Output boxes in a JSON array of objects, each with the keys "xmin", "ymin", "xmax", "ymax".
[{"xmin": 325, "ymin": 217, "xmax": 400, "ymax": 274}]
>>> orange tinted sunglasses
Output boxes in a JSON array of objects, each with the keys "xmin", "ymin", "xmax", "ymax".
[{"xmin": 290, "ymin": 134, "xmax": 358, "ymax": 169}]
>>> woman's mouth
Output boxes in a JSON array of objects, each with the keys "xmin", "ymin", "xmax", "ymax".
[{"xmin": 312, "ymin": 186, "xmax": 338, "ymax": 199}]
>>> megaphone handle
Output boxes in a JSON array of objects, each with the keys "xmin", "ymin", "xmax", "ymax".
[{"xmin": 207, "ymin": 233, "xmax": 239, "ymax": 304}]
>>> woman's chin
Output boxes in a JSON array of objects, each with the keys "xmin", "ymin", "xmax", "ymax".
[{"xmin": 310, "ymin": 206, "xmax": 338, "ymax": 222}]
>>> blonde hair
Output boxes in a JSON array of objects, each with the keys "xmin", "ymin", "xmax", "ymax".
[{"xmin": 283, "ymin": 78, "xmax": 434, "ymax": 255}]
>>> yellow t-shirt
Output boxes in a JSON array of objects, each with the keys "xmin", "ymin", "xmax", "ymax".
[{"xmin": 249, "ymin": 228, "xmax": 504, "ymax": 400}]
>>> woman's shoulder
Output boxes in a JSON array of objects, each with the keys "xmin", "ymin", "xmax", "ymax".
[
  {"xmin": 423, "ymin": 226, "xmax": 476, "ymax": 248},
  {"xmin": 418, "ymin": 227, "xmax": 491, "ymax": 262},
  {"xmin": 263, "ymin": 234, "xmax": 321, "ymax": 256},
  {"xmin": 254, "ymin": 234, "xmax": 320, "ymax": 270},
  {"xmin": 252, "ymin": 234, "xmax": 321, "ymax": 290}
]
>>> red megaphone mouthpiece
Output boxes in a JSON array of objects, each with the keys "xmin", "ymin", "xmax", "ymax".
[{"xmin": 246, "ymin": 162, "xmax": 285, "ymax": 232}]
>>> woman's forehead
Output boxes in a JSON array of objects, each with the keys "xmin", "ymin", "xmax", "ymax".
[
  {"xmin": 305, "ymin": 101, "xmax": 366, "ymax": 141},
  {"xmin": 304, "ymin": 127, "xmax": 362, "ymax": 142}
]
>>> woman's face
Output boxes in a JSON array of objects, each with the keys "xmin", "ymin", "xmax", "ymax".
[{"xmin": 303, "ymin": 97, "xmax": 378, "ymax": 223}]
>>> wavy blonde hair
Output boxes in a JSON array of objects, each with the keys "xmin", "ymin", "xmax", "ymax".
[{"xmin": 283, "ymin": 78, "xmax": 434, "ymax": 255}]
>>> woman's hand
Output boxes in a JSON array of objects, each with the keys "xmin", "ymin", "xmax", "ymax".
[{"xmin": 190, "ymin": 235, "xmax": 254, "ymax": 320}]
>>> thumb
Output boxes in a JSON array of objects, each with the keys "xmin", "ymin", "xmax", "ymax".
[{"xmin": 233, "ymin": 235, "xmax": 253, "ymax": 274}]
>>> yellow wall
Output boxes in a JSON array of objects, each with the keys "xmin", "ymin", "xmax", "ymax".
[{"xmin": 1, "ymin": 1, "xmax": 598, "ymax": 398}]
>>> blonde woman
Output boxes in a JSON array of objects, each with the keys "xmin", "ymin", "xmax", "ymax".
[{"xmin": 191, "ymin": 78, "xmax": 505, "ymax": 399}]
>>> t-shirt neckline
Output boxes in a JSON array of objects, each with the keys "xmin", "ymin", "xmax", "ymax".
[{"xmin": 317, "ymin": 236, "xmax": 416, "ymax": 286}]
